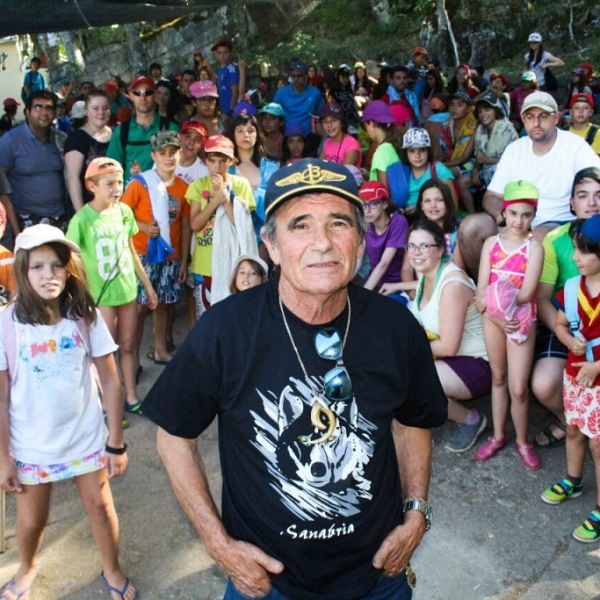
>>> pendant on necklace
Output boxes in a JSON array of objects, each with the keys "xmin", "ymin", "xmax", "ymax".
[{"xmin": 299, "ymin": 396, "xmax": 337, "ymax": 446}]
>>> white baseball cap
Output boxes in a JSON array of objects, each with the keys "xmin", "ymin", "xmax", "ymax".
[
  {"xmin": 528, "ymin": 32, "xmax": 543, "ymax": 43},
  {"xmin": 15, "ymin": 224, "xmax": 80, "ymax": 254}
]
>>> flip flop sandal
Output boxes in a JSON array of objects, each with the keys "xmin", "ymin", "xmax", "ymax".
[
  {"xmin": 99, "ymin": 571, "xmax": 138, "ymax": 600},
  {"xmin": 534, "ymin": 419, "xmax": 566, "ymax": 448},
  {"xmin": 1, "ymin": 566, "xmax": 40, "ymax": 600}
]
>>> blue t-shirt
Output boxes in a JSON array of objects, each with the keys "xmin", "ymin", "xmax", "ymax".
[
  {"xmin": 407, "ymin": 162, "xmax": 454, "ymax": 208},
  {"xmin": 273, "ymin": 84, "xmax": 324, "ymax": 135},
  {"xmin": 217, "ymin": 63, "xmax": 240, "ymax": 114}
]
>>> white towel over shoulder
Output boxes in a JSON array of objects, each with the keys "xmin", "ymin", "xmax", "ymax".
[
  {"xmin": 211, "ymin": 197, "xmax": 258, "ymax": 305},
  {"xmin": 139, "ymin": 169, "xmax": 171, "ymax": 246}
]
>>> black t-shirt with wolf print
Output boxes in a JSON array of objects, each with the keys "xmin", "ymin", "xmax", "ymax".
[{"xmin": 144, "ymin": 280, "xmax": 447, "ymax": 600}]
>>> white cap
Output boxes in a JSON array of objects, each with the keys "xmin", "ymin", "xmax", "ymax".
[
  {"xmin": 15, "ymin": 224, "xmax": 80, "ymax": 254},
  {"xmin": 528, "ymin": 32, "xmax": 542, "ymax": 43}
]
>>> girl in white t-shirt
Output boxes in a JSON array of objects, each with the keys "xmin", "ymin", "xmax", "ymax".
[{"xmin": 0, "ymin": 225, "xmax": 137, "ymax": 600}]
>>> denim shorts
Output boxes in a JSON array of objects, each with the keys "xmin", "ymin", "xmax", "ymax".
[{"xmin": 223, "ymin": 570, "xmax": 411, "ymax": 600}]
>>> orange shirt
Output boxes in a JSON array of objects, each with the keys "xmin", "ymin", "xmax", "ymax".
[
  {"xmin": 0, "ymin": 245, "xmax": 15, "ymax": 293},
  {"xmin": 121, "ymin": 176, "xmax": 189, "ymax": 259}
]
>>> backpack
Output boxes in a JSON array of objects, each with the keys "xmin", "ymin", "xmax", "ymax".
[
  {"xmin": 119, "ymin": 115, "xmax": 170, "ymax": 165},
  {"xmin": 563, "ymin": 275, "xmax": 600, "ymax": 362},
  {"xmin": 585, "ymin": 124, "xmax": 599, "ymax": 147}
]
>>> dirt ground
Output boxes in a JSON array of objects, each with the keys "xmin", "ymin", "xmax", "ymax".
[{"xmin": 1, "ymin": 302, "xmax": 600, "ymax": 599}]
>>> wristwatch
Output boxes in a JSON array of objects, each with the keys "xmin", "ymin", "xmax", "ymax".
[{"xmin": 403, "ymin": 498, "xmax": 432, "ymax": 531}]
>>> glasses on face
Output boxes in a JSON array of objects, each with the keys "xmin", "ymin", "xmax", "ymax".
[
  {"xmin": 131, "ymin": 89, "xmax": 155, "ymax": 97},
  {"xmin": 314, "ymin": 328, "xmax": 352, "ymax": 401},
  {"xmin": 363, "ymin": 200, "xmax": 384, "ymax": 211},
  {"xmin": 405, "ymin": 242, "xmax": 439, "ymax": 254},
  {"xmin": 31, "ymin": 104, "xmax": 56, "ymax": 113},
  {"xmin": 522, "ymin": 112, "xmax": 554, "ymax": 124}
]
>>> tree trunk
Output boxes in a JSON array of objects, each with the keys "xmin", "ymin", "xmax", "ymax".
[
  {"xmin": 124, "ymin": 23, "xmax": 146, "ymax": 75},
  {"xmin": 436, "ymin": 0, "xmax": 460, "ymax": 67},
  {"xmin": 60, "ymin": 30, "xmax": 85, "ymax": 80}
]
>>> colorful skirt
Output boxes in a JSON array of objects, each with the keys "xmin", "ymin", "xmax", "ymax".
[
  {"xmin": 15, "ymin": 449, "xmax": 105, "ymax": 485},
  {"xmin": 563, "ymin": 372, "xmax": 600, "ymax": 441}
]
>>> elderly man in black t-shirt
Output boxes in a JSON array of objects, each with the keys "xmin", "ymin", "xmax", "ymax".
[{"xmin": 143, "ymin": 159, "xmax": 447, "ymax": 600}]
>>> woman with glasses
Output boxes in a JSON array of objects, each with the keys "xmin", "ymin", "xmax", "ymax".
[
  {"xmin": 358, "ymin": 181, "xmax": 408, "ymax": 292},
  {"xmin": 407, "ymin": 219, "xmax": 491, "ymax": 453},
  {"xmin": 65, "ymin": 89, "xmax": 113, "ymax": 211}
]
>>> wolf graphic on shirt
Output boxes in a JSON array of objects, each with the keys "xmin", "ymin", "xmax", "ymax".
[{"xmin": 251, "ymin": 376, "xmax": 376, "ymax": 521}]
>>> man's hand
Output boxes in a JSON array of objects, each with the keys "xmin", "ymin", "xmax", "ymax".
[
  {"xmin": 372, "ymin": 511, "xmax": 426, "ymax": 576},
  {"xmin": 211, "ymin": 537, "xmax": 284, "ymax": 598}
]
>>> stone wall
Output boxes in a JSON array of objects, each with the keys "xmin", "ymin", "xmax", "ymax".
[{"xmin": 51, "ymin": 6, "xmax": 232, "ymax": 87}]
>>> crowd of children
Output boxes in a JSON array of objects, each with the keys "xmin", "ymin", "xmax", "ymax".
[{"xmin": 1, "ymin": 28, "xmax": 600, "ymax": 598}]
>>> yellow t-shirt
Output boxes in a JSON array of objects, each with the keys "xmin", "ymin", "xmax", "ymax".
[
  {"xmin": 185, "ymin": 174, "xmax": 256, "ymax": 276},
  {"xmin": 569, "ymin": 124, "xmax": 600, "ymax": 156}
]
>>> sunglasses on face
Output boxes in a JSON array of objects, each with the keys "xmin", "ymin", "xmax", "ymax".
[
  {"xmin": 314, "ymin": 328, "xmax": 352, "ymax": 401},
  {"xmin": 131, "ymin": 89, "xmax": 155, "ymax": 97}
]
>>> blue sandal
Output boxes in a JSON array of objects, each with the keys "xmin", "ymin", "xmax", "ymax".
[
  {"xmin": 99, "ymin": 571, "xmax": 138, "ymax": 600},
  {"xmin": 124, "ymin": 400, "xmax": 144, "ymax": 416}
]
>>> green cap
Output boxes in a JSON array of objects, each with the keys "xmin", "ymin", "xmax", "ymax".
[{"xmin": 503, "ymin": 180, "xmax": 539, "ymax": 208}]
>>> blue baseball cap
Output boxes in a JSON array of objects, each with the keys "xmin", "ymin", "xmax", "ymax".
[
  {"xmin": 265, "ymin": 158, "xmax": 363, "ymax": 217},
  {"xmin": 259, "ymin": 102, "xmax": 285, "ymax": 118},
  {"xmin": 580, "ymin": 214, "xmax": 600, "ymax": 243},
  {"xmin": 284, "ymin": 124, "xmax": 306, "ymax": 138},
  {"xmin": 232, "ymin": 101, "xmax": 257, "ymax": 118},
  {"xmin": 289, "ymin": 60, "xmax": 308, "ymax": 73}
]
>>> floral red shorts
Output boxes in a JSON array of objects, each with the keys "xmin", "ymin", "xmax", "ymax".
[{"xmin": 563, "ymin": 372, "xmax": 600, "ymax": 441}]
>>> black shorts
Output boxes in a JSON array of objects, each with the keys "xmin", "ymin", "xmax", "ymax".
[{"xmin": 534, "ymin": 323, "xmax": 568, "ymax": 361}]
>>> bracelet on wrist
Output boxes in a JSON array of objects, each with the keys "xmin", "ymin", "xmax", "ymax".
[{"xmin": 105, "ymin": 443, "xmax": 128, "ymax": 455}]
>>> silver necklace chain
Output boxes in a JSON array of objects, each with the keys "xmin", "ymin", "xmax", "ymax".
[{"xmin": 279, "ymin": 294, "xmax": 351, "ymax": 395}]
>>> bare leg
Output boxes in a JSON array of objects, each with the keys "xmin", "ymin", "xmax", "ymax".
[
  {"xmin": 116, "ymin": 301, "xmax": 139, "ymax": 404},
  {"xmin": 436, "ymin": 361, "xmax": 474, "ymax": 423},
  {"xmin": 565, "ymin": 425, "xmax": 587, "ymax": 479},
  {"xmin": 458, "ymin": 173, "xmax": 475, "ymax": 213},
  {"xmin": 590, "ymin": 439, "xmax": 600, "ymax": 506},
  {"xmin": 506, "ymin": 325, "xmax": 536, "ymax": 446},
  {"xmin": 531, "ymin": 357, "xmax": 566, "ymax": 445},
  {"xmin": 152, "ymin": 303, "xmax": 173, "ymax": 364},
  {"xmin": 75, "ymin": 470, "xmax": 137, "ymax": 600},
  {"xmin": 185, "ymin": 285, "xmax": 196, "ymax": 328},
  {"xmin": 133, "ymin": 303, "xmax": 147, "ymax": 374},
  {"xmin": 483, "ymin": 317, "xmax": 509, "ymax": 441},
  {"xmin": 457, "ymin": 213, "xmax": 497, "ymax": 281},
  {"xmin": 8, "ymin": 484, "xmax": 51, "ymax": 597}
]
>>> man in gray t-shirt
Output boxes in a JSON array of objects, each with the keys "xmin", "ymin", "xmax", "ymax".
[{"xmin": 0, "ymin": 90, "xmax": 66, "ymax": 241}]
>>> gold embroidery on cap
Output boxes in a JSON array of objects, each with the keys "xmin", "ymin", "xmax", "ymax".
[{"xmin": 275, "ymin": 164, "xmax": 346, "ymax": 188}]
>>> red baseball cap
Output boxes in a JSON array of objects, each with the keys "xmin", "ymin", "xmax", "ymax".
[
  {"xmin": 413, "ymin": 47, "xmax": 428, "ymax": 56},
  {"xmin": 211, "ymin": 36, "xmax": 233, "ymax": 51},
  {"xmin": 180, "ymin": 120, "xmax": 209, "ymax": 138},
  {"xmin": 103, "ymin": 81, "xmax": 119, "ymax": 94},
  {"xmin": 129, "ymin": 75, "xmax": 156, "ymax": 90},
  {"xmin": 570, "ymin": 93, "xmax": 595, "ymax": 110},
  {"xmin": 204, "ymin": 135, "xmax": 235, "ymax": 159},
  {"xmin": 359, "ymin": 181, "xmax": 389, "ymax": 202},
  {"xmin": 3, "ymin": 98, "xmax": 20, "ymax": 107}
]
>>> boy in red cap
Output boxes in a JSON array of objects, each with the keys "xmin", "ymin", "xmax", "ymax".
[{"xmin": 568, "ymin": 93, "xmax": 600, "ymax": 156}]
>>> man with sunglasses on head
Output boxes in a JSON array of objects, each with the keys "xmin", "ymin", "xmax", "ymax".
[
  {"xmin": 0, "ymin": 90, "xmax": 66, "ymax": 245},
  {"xmin": 143, "ymin": 158, "xmax": 447, "ymax": 600},
  {"xmin": 106, "ymin": 75, "xmax": 179, "ymax": 183}
]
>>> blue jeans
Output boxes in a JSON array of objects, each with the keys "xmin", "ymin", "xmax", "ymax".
[{"xmin": 223, "ymin": 571, "xmax": 412, "ymax": 600}]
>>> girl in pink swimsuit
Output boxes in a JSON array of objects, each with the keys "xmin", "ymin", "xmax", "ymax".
[{"xmin": 475, "ymin": 180, "xmax": 544, "ymax": 470}]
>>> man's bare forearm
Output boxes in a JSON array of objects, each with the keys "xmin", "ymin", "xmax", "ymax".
[
  {"xmin": 393, "ymin": 422, "xmax": 432, "ymax": 500},
  {"xmin": 157, "ymin": 428, "xmax": 229, "ymax": 557}
]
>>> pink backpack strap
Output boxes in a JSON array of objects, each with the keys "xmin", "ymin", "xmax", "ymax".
[{"xmin": 0, "ymin": 305, "xmax": 17, "ymax": 379}]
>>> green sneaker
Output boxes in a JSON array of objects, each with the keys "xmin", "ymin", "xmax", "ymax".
[
  {"xmin": 573, "ymin": 509, "xmax": 600, "ymax": 543},
  {"xmin": 541, "ymin": 478, "xmax": 583, "ymax": 505}
]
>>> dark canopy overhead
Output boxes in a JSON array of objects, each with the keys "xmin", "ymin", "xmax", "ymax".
[{"xmin": 0, "ymin": 0, "xmax": 221, "ymax": 37}]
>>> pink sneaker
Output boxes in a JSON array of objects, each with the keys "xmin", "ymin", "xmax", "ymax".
[
  {"xmin": 475, "ymin": 436, "xmax": 506, "ymax": 462},
  {"xmin": 516, "ymin": 443, "xmax": 542, "ymax": 470}
]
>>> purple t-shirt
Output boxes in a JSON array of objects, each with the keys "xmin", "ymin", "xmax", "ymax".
[
  {"xmin": 365, "ymin": 212, "xmax": 409, "ymax": 286},
  {"xmin": 323, "ymin": 134, "xmax": 362, "ymax": 167}
]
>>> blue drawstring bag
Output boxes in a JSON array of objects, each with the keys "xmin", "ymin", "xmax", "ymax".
[{"xmin": 146, "ymin": 235, "xmax": 174, "ymax": 264}]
